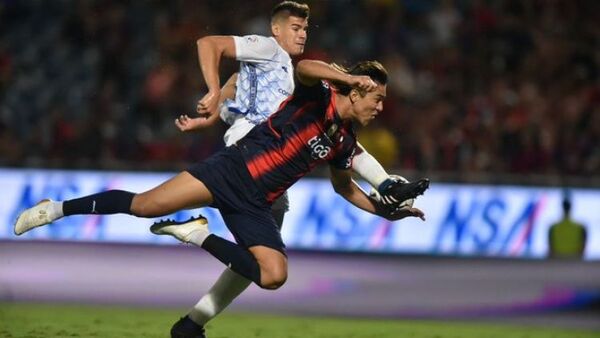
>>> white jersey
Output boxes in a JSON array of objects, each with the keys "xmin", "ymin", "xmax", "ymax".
[{"xmin": 220, "ymin": 35, "xmax": 294, "ymax": 146}]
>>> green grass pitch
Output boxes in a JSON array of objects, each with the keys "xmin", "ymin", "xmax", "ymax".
[{"xmin": 0, "ymin": 302, "xmax": 598, "ymax": 338}]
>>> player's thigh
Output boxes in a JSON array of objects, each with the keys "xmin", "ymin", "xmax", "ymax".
[{"xmin": 132, "ymin": 171, "xmax": 214, "ymax": 217}]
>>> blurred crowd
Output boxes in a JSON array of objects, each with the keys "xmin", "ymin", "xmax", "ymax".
[{"xmin": 0, "ymin": 0, "xmax": 598, "ymax": 184}]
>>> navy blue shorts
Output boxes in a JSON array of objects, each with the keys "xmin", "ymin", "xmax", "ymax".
[{"xmin": 186, "ymin": 146, "xmax": 286, "ymax": 254}]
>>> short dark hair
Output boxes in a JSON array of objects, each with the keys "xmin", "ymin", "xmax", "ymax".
[
  {"xmin": 332, "ymin": 61, "xmax": 388, "ymax": 96},
  {"xmin": 271, "ymin": 1, "xmax": 310, "ymax": 22}
]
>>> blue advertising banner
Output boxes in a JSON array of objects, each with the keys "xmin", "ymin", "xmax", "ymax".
[{"xmin": 2, "ymin": 168, "xmax": 598, "ymax": 260}]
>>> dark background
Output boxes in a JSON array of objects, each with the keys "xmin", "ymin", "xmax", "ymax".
[{"xmin": 1, "ymin": 0, "xmax": 598, "ymax": 186}]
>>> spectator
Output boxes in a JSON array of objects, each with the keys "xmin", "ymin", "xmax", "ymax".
[{"xmin": 548, "ymin": 193, "xmax": 587, "ymax": 259}]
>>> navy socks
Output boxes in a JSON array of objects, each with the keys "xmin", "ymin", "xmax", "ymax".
[
  {"xmin": 63, "ymin": 190, "xmax": 135, "ymax": 216},
  {"xmin": 62, "ymin": 190, "xmax": 263, "ymax": 287},
  {"xmin": 201, "ymin": 234, "xmax": 262, "ymax": 286}
]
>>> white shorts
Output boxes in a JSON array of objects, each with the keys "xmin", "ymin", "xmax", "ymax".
[{"xmin": 223, "ymin": 117, "xmax": 256, "ymax": 146}]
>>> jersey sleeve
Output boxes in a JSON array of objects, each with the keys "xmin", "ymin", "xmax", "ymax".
[
  {"xmin": 233, "ymin": 35, "xmax": 279, "ymax": 63},
  {"xmin": 293, "ymin": 79, "xmax": 331, "ymax": 101}
]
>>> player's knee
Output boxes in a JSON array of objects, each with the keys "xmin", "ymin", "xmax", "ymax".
[
  {"xmin": 259, "ymin": 265, "xmax": 288, "ymax": 290},
  {"xmin": 130, "ymin": 194, "xmax": 166, "ymax": 217},
  {"xmin": 130, "ymin": 195, "xmax": 151, "ymax": 217},
  {"xmin": 250, "ymin": 246, "xmax": 288, "ymax": 290},
  {"xmin": 260, "ymin": 274, "xmax": 287, "ymax": 290}
]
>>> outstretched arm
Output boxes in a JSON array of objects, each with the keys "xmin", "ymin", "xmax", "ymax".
[
  {"xmin": 296, "ymin": 59, "xmax": 377, "ymax": 91},
  {"xmin": 176, "ymin": 73, "xmax": 238, "ymax": 132},
  {"xmin": 329, "ymin": 166, "xmax": 425, "ymax": 221},
  {"xmin": 196, "ymin": 36, "xmax": 237, "ymax": 116}
]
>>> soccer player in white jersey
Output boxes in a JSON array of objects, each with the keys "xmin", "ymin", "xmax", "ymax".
[{"xmin": 167, "ymin": 2, "xmax": 418, "ymax": 337}]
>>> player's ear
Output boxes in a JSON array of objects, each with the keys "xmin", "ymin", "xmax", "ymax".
[
  {"xmin": 271, "ymin": 22, "xmax": 280, "ymax": 37},
  {"xmin": 349, "ymin": 89, "xmax": 361, "ymax": 104}
]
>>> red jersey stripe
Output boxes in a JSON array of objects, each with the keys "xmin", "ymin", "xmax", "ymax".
[
  {"xmin": 325, "ymin": 87, "xmax": 336, "ymax": 120},
  {"xmin": 247, "ymin": 122, "xmax": 323, "ymax": 179},
  {"xmin": 264, "ymin": 159, "xmax": 320, "ymax": 203}
]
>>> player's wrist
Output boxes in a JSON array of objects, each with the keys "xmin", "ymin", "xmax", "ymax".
[
  {"xmin": 205, "ymin": 88, "xmax": 221, "ymax": 97},
  {"xmin": 343, "ymin": 73, "xmax": 357, "ymax": 86}
]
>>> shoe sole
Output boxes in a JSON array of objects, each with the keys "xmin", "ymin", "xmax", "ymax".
[{"xmin": 150, "ymin": 216, "xmax": 208, "ymax": 235}]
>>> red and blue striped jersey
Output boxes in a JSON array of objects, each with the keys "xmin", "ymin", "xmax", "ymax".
[{"xmin": 236, "ymin": 80, "xmax": 357, "ymax": 203}]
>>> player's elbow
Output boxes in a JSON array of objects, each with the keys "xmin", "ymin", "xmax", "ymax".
[
  {"xmin": 296, "ymin": 60, "xmax": 318, "ymax": 78},
  {"xmin": 197, "ymin": 36, "xmax": 211, "ymax": 49},
  {"xmin": 296, "ymin": 59, "xmax": 311, "ymax": 73},
  {"xmin": 197, "ymin": 36, "xmax": 220, "ymax": 53},
  {"xmin": 197, "ymin": 36, "xmax": 235, "ymax": 58}
]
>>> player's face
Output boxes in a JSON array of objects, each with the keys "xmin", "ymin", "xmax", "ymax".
[
  {"xmin": 352, "ymin": 84, "xmax": 386, "ymax": 126},
  {"xmin": 273, "ymin": 16, "xmax": 308, "ymax": 56}
]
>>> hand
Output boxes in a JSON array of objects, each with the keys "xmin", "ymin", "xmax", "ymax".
[
  {"xmin": 197, "ymin": 90, "xmax": 220, "ymax": 116},
  {"xmin": 175, "ymin": 114, "xmax": 212, "ymax": 132},
  {"xmin": 374, "ymin": 199, "xmax": 425, "ymax": 221},
  {"xmin": 349, "ymin": 75, "xmax": 378, "ymax": 92},
  {"xmin": 388, "ymin": 206, "xmax": 426, "ymax": 221}
]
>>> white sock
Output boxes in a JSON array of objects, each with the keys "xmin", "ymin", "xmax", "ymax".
[
  {"xmin": 51, "ymin": 201, "xmax": 64, "ymax": 219},
  {"xmin": 188, "ymin": 268, "xmax": 251, "ymax": 325},
  {"xmin": 188, "ymin": 229, "xmax": 210, "ymax": 247}
]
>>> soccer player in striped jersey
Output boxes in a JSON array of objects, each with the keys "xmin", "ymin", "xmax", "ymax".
[
  {"xmin": 168, "ymin": 2, "xmax": 423, "ymax": 337},
  {"xmin": 14, "ymin": 57, "xmax": 429, "ymax": 337},
  {"xmin": 13, "ymin": 2, "xmax": 429, "ymax": 337}
]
